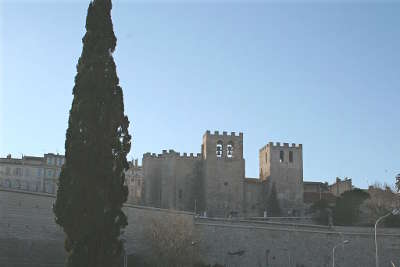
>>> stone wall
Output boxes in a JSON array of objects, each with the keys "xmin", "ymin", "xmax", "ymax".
[
  {"xmin": 1, "ymin": 189, "xmax": 400, "ymax": 267},
  {"xmin": 195, "ymin": 218, "xmax": 400, "ymax": 267},
  {"xmin": 0, "ymin": 189, "xmax": 66, "ymax": 267}
]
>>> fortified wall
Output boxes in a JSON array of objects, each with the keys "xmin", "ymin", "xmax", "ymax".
[
  {"xmin": 143, "ymin": 150, "xmax": 203, "ymax": 211},
  {"xmin": 1, "ymin": 189, "xmax": 400, "ymax": 267}
]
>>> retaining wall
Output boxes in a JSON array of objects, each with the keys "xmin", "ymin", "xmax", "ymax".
[{"xmin": 1, "ymin": 189, "xmax": 399, "ymax": 267}]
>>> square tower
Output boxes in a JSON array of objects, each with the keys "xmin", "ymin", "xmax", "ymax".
[
  {"xmin": 201, "ymin": 131, "xmax": 245, "ymax": 217},
  {"xmin": 259, "ymin": 142, "xmax": 303, "ymax": 215}
]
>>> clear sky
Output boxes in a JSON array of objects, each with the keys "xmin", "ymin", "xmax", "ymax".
[{"xmin": 1, "ymin": 1, "xmax": 399, "ymax": 189}]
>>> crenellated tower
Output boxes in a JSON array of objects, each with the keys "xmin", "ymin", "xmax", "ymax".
[
  {"xmin": 201, "ymin": 131, "xmax": 245, "ymax": 217},
  {"xmin": 259, "ymin": 142, "xmax": 303, "ymax": 215}
]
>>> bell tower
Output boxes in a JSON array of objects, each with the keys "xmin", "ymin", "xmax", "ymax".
[{"xmin": 201, "ymin": 130, "xmax": 245, "ymax": 217}]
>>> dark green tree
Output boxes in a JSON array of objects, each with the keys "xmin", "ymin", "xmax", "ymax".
[
  {"xmin": 310, "ymin": 199, "xmax": 331, "ymax": 225},
  {"xmin": 333, "ymin": 189, "xmax": 369, "ymax": 226},
  {"xmin": 384, "ymin": 213, "xmax": 400, "ymax": 228},
  {"xmin": 267, "ymin": 182, "xmax": 281, "ymax": 216},
  {"xmin": 53, "ymin": 1, "xmax": 131, "ymax": 266}
]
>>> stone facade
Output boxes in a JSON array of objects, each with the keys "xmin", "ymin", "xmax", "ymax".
[
  {"xmin": 0, "ymin": 153, "xmax": 64, "ymax": 194},
  {"xmin": 303, "ymin": 181, "xmax": 336, "ymax": 204},
  {"xmin": 141, "ymin": 130, "xmax": 304, "ymax": 217},
  {"xmin": 125, "ymin": 159, "xmax": 144, "ymax": 205},
  {"xmin": 329, "ymin": 177, "xmax": 352, "ymax": 197},
  {"xmin": 0, "ymin": 153, "xmax": 144, "ymax": 205}
]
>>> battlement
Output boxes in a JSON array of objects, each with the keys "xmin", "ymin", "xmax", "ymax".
[
  {"xmin": 264, "ymin": 142, "xmax": 302, "ymax": 149},
  {"xmin": 143, "ymin": 150, "xmax": 202, "ymax": 160},
  {"xmin": 204, "ymin": 130, "xmax": 243, "ymax": 138}
]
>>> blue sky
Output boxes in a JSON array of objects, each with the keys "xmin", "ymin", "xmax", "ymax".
[{"xmin": 1, "ymin": 1, "xmax": 399, "ymax": 188}]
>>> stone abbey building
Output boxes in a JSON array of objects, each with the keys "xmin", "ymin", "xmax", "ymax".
[
  {"xmin": 141, "ymin": 130, "xmax": 304, "ymax": 217},
  {"xmin": 0, "ymin": 130, "xmax": 313, "ymax": 218}
]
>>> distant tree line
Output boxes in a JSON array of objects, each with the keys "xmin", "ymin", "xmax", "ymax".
[{"xmin": 311, "ymin": 185, "xmax": 400, "ymax": 227}]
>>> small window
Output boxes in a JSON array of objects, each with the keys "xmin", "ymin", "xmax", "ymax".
[
  {"xmin": 178, "ymin": 189, "xmax": 183, "ymax": 199},
  {"xmin": 227, "ymin": 142, "xmax": 234, "ymax": 158},
  {"xmin": 47, "ymin": 169, "xmax": 54, "ymax": 178},
  {"xmin": 13, "ymin": 179, "xmax": 21, "ymax": 189},
  {"xmin": 280, "ymin": 151, "xmax": 284, "ymax": 163},
  {"xmin": 265, "ymin": 152, "xmax": 268, "ymax": 163},
  {"xmin": 37, "ymin": 168, "xmax": 42, "ymax": 178},
  {"xmin": 216, "ymin": 141, "xmax": 223, "ymax": 158},
  {"xmin": 44, "ymin": 181, "xmax": 54, "ymax": 193},
  {"xmin": 21, "ymin": 181, "xmax": 28, "ymax": 190},
  {"xmin": 15, "ymin": 168, "xmax": 23, "ymax": 177},
  {"xmin": 47, "ymin": 157, "xmax": 53, "ymax": 165},
  {"xmin": 289, "ymin": 151, "xmax": 293, "ymax": 163}
]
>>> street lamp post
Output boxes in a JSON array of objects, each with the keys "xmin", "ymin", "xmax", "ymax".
[
  {"xmin": 122, "ymin": 249, "xmax": 127, "ymax": 267},
  {"xmin": 332, "ymin": 240, "xmax": 349, "ymax": 267},
  {"xmin": 375, "ymin": 209, "xmax": 400, "ymax": 267}
]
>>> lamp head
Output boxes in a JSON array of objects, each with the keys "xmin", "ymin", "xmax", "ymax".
[{"xmin": 391, "ymin": 209, "xmax": 400, "ymax": 216}]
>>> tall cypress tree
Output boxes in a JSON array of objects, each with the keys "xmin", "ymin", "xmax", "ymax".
[{"xmin": 53, "ymin": 1, "xmax": 131, "ymax": 266}]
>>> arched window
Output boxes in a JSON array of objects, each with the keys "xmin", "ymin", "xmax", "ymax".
[
  {"xmin": 216, "ymin": 141, "xmax": 223, "ymax": 158},
  {"xmin": 227, "ymin": 141, "xmax": 234, "ymax": 158},
  {"xmin": 280, "ymin": 151, "xmax": 284, "ymax": 163}
]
